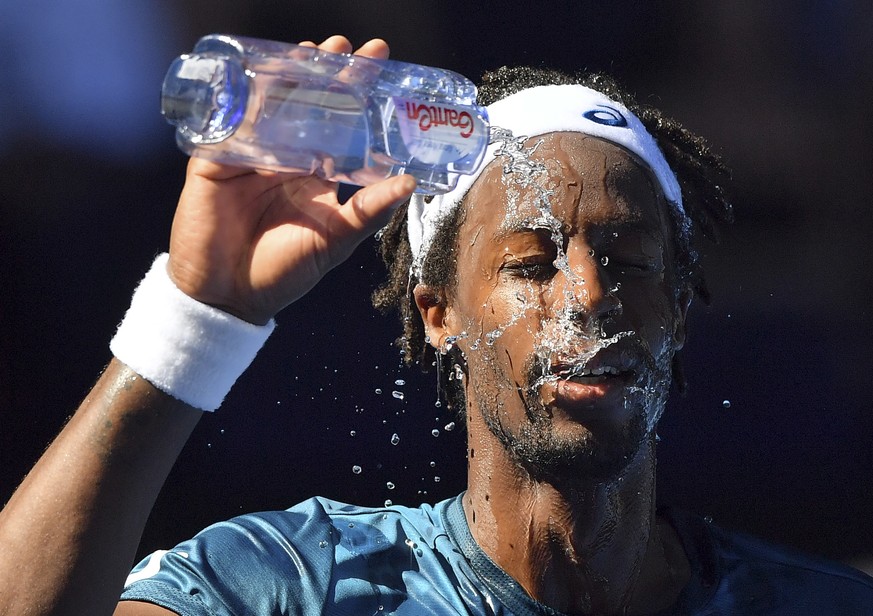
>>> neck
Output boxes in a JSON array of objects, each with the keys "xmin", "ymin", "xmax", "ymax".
[{"xmin": 464, "ymin": 427, "xmax": 687, "ymax": 615}]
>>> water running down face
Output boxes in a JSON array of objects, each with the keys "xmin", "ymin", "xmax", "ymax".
[{"xmin": 422, "ymin": 132, "xmax": 689, "ymax": 482}]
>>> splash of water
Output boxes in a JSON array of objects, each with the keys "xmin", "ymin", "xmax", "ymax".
[{"xmin": 474, "ymin": 128, "xmax": 675, "ymax": 434}]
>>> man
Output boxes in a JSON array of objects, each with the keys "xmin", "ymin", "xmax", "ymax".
[{"xmin": 0, "ymin": 36, "xmax": 870, "ymax": 616}]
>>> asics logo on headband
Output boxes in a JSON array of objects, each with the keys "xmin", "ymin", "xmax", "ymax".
[{"xmin": 582, "ymin": 105, "xmax": 628, "ymax": 128}]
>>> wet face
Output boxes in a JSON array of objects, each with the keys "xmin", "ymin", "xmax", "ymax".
[{"xmin": 423, "ymin": 133, "xmax": 688, "ymax": 482}]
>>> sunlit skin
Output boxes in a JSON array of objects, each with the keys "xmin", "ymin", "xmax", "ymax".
[{"xmin": 416, "ymin": 133, "xmax": 692, "ymax": 614}]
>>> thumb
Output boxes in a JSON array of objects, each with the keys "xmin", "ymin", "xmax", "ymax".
[{"xmin": 339, "ymin": 174, "xmax": 417, "ymax": 237}]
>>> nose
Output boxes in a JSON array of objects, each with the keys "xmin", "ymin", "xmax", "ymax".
[{"xmin": 557, "ymin": 248, "xmax": 621, "ymax": 325}]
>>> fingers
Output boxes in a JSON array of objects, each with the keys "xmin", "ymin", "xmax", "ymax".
[
  {"xmin": 298, "ymin": 36, "xmax": 390, "ymax": 60},
  {"xmin": 315, "ymin": 35, "xmax": 354, "ymax": 54},
  {"xmin": 353, "ymin": 38, "xmax": 390, "ymax": 60},
  {"xmin": 342, "ymin": 175, "xmax": 416, "ymax": 236}
]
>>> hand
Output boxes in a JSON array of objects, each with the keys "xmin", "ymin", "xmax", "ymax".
[{"xmin": 166, "ymin": 36, "xmax": 416, "ymax": 325}]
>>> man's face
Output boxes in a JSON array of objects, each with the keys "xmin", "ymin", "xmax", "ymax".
[{"xmin": 437, "ymin": 132, "xmax": 687, "ymax": 481}]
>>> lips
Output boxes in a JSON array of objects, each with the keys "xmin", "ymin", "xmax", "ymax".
[
  {"xmin": 550, "ymin": 346, "xmax": 638, "ymax": 382},
  {"xmin": 551, "ymin": 368, "xmax": 634, "ymax": 403},
  {"xmin": 543, "ymin": 345, "xmax": 640, "ymax": 407}
]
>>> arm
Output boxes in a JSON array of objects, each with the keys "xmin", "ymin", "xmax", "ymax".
[
  {"xmin": 0, "ymin": 36, "xmax": 415, "ymax": 616},
  {"xmin": 0, "ymin": 361, "xmax": 200, "ymax": 616}
]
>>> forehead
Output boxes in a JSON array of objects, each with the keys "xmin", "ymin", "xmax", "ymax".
[{"xmin": 462, "ymin": 132, "xmax": 668, "ymax": 238}]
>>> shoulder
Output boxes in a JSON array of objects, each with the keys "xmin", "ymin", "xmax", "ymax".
[
  {"xmin": 154, "ymin": 495, "xmax": 456, "ymax": 559},
  {"xmin": 716, "ymin": 522, "xmax": 873, "ymax": 587},
  {"xmin": 121, "ymin": 495, "xmax": 467, "ymax": 615},
  {"xmin": 289, "ymin": 495, "xmax": 459, "ymax": 558},
  {"xmin": 120, "ymin": 499, "xmax": 345, "ymax": 612},
  {"xmin": 668, "ymin": 509, "xmax": 873, "ymax": 613}
]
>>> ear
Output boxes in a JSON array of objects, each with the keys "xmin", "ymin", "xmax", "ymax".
[
  {"xmin": 672, "ymin": 288, "xmax": 693, "ymax": 350},
  {"xmin": 413, "ymin": 284, "xmax": 452, "ymax": 351}
]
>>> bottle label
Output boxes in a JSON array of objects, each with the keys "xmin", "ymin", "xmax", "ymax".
[{"xmin": 393, "ymin": 98, "xmax": 484, "ymax": 165}]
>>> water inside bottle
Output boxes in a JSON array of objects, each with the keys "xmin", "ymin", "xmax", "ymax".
[{"xmin": 163, "ymin": 35, "xmax": 490, "ymax": 194}]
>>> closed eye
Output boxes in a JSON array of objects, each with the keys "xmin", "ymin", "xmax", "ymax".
[
  {"xmin": 607, "ymin": 256, "xmax": 663, "ymax": 277},
  {"xmin": 502, "ymin": 258, "xmax": 557, "ymax": 281}
]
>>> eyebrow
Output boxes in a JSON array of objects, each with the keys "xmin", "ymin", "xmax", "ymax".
[
  {"xmin": 491, "ymin": 222, "xmax": 560, "ymax": 245},
  {"xmin": 596, "ymin": 221, "xmax": 663, "ymax": 240},
  {"xmin": 491, "ymin": 219, "xmax": 661, "ymax": 244}
]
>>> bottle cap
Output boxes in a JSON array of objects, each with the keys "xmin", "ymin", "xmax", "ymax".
[{"xmin": 161, "ymin": 55, "xmax": 247, "ymax": 144}]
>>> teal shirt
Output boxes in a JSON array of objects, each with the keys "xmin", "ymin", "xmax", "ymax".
[{"xmin": 122, "ymin": 493, "xmax": 873, "ymax": 614}]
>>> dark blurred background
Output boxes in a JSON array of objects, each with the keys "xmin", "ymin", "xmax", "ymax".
[{"xmin": 2, "ymin": 1, "xmax": 872, "ymax": 571}]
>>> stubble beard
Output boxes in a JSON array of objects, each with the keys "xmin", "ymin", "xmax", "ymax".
[{"xmin": 471, "ymin": 336, "xmax": 674, "ymax": 485}]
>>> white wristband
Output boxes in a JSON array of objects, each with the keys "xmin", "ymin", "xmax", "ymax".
[{"xmin": 110, "ymin": 254, "xmax": 276, "ymax": 411}]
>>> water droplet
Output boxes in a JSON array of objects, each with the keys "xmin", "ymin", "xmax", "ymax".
[
  {"xmin": 383, "ymin": 500, "xmax": 392, "ymax": 507},
  {"xmin": 430, "ymin": 461, "xmax": 436, "ymax": 467},
  {"xmin": 722, "ymin": 400, "xmax": 731, "ymax": 408},
  {"xmin": 434, "ymin": 400, "xmax": 442, "ymax": 408},
  {"xmin": 350, "ymin": 430, "xmax": 356, "ymax": 437},
  {"xmin": 444, "ymin": 421, "xmax": 456, "ymax": 431},
  {"xmin": 485, "ymin": 330, "xmax": 501, "ymax": 345},
  {"xmin": 375, "ymin": 388, "xmax": 382, "ymax": 394},
  {"xmin": 386, "ymin": 481, "xmax": 395, "ymax": 490},
  {"xmin": 434, "ymin": 476, "xmax": 441, "ymax": 483},
  {"xmin": 390, "ymin": 433, "xmax": 400, "ymax": 445},
  {"xmin": 415, "ymin": 548, "xmax": 423, "ymax": 557},
  {"xmin": 600, "ymin": 256, "xmax": 609, "ymax": 266},
  {"xmin": 394, "ymin": 379, "xmax": 406, "ymax": 386},
  {"xmin": 704, "ymin": 515, "xmax": 713, "ymax": 524},
  {"xmin": 318, "ymin": 540, "xmax": 328, "ymax": 548},
  {"xmin": 352, "ymin": 465, "xmax": 362, "ymax": 474},
  {"xmin": 431, "ymin": 429, "xmax": 440, "ymax": 437},
  {"xmin": 392, "ymin": 390, "xmax": 405, "ymax": 400},
  {"xmin": 348, "ymin": 523, "xmax": 355, "ymax": 528}
]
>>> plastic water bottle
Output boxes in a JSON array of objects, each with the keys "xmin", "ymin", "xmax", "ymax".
[{"xmin": 161, "ymin": 34, "xmax": 490, "ymax": 194}]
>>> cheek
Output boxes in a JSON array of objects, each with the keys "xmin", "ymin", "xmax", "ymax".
[
  {"xmin": 456, "ymin": 282, "xmax": 546, "ymax": 367},
  {"xmin": 620, "ymin": 284, "xmax": 679, "ymax": 353}
]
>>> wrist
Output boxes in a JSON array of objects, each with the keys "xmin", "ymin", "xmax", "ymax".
[{"xmin": 109, "ymin": 254, "xmax": 276, "ymax": 411}]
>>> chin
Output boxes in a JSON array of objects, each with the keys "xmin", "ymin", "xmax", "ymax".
[{"xmin": 497, "ymin": 409, "xmax": 652, "ymax": 484}]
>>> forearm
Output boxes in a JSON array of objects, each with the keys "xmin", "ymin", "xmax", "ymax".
[{"xmin": 0, "ymin": 359, "xmax": 201, "ymax": 616}]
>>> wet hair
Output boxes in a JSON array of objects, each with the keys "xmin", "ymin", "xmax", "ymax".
[{"xmin": 372, "ymin": 66, "xmax": 733, "ymax": 411}]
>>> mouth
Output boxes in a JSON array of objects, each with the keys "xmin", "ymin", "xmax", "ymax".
[
  {"xmin": 553, "ymin": 362, "xmax": 636, "ymax": 384},
  {"xmin": 540, "ymin": 347, "xmax": 640, "ymax": 408},
  {"xmin": 549, "ymin": 343, "xmax": 639, "ymax": 384}
]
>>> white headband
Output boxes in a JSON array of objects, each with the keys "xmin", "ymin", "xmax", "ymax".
[{"xmin": 407, "ymin": 84, "xmax": 686, "ymax": 278}]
